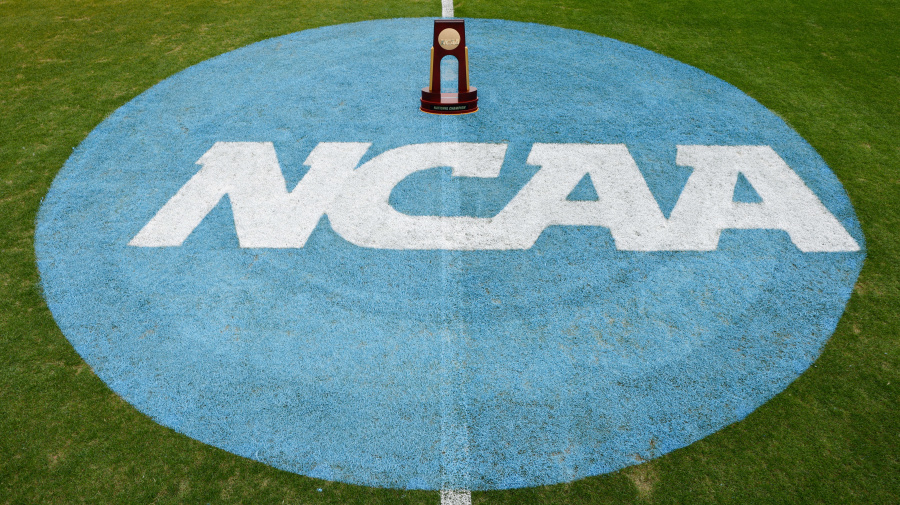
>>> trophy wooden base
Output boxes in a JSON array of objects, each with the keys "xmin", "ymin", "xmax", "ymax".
[{"xmin": 420, "ymin": 87, "xmax": 478, "ymax": 115}]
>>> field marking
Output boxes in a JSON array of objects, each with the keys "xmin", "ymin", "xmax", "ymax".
[
  {"xmin": 442, "ymin": 0, "xmax": 454, "ymax": 18},
  {"xmin": 35, "ymin": 18, "xmax": 866, "ymax": 492},
  {"xmin": 438, "ymin": 114, "xmax": 470, "ymax": 505},
  {"xmin": 441, "ymin": 489, "xmax": 472, "ymax": 505}
]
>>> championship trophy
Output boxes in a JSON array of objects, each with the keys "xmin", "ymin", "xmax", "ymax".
[{"xmin": 420, "ymin": 19, "xmax": 478, "ymax": 114}]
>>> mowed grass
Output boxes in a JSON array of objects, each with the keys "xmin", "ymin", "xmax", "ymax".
[{"xmin": 1, "ymin": 0, "xmax": 897, "ymax": 503}]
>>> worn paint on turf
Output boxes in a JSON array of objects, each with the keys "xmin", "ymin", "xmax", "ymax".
[{"xmin": 35, "ymin": 19, "xmax": 865, "ymax": 490}]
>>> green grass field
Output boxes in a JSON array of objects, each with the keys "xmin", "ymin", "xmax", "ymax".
[{"xmin": 1, "ymin": 0, "xmax": 898, "ymax": 503}]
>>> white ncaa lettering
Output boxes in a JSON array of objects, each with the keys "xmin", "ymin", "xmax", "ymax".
[{"xmin": 129, "ymin": 142, "xmax": 859, "ymax": 252}]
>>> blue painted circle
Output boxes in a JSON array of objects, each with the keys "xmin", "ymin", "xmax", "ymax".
[{"xmin": 36, "ymin": 19, "xmax": 864, "ymax": 490}]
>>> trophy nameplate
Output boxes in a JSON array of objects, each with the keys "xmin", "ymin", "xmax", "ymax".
[{"xmin": 420, "ymin": 19, "xmax": 478, "ymax": 114}]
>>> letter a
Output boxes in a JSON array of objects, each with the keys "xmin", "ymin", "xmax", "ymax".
[
  {"xmin": 667, "ymin": 145, "xmax": 859, "ymax": 252},
  {"xmin": 495, "ymin": 143, "xmax": 668, "ymax": 250}
]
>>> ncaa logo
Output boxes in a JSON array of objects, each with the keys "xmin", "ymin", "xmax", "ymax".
[{"xmin": 36, "ymin": 19, "xmax": 864, "ymax": 491}]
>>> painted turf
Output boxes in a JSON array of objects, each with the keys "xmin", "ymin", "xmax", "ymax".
[{"xmin": 35, "ymin": 19, "xmax": 865, "ymax": 490}]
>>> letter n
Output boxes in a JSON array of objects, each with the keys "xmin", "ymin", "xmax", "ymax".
[{"xmin": 128, "ymin": 142, "xmax": 370, "ymax": 248}]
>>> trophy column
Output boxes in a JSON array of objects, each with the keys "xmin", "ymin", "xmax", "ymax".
[{"xmin": 420, "ymin": 19, "xmax": 478, "ymax": 114}]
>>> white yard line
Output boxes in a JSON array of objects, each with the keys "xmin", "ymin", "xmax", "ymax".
[
  {"xmin": 438, "ymin": 101, "xmax": 470, "ymax": 505},
  {"xmin": 441, "ymin": 489, "xmax": 472, "ymax": 505},
  {"xmin": 442, "ymin": 0, "xmax": 454, "ymax": 18}
]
